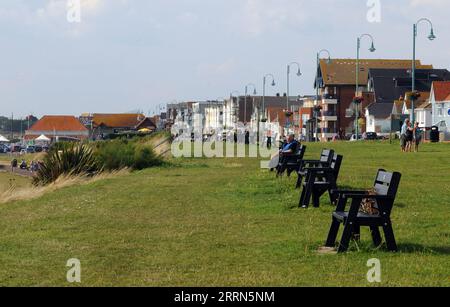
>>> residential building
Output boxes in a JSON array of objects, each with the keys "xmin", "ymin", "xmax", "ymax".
[
  {"xmin": 315, "ymin": 59, "xmax": 432, "ymax": 136},
  {"xmin": 430, "ymin": 81, "xmax": 450, "ymax": 132},
  {"xmin": 365, "ymin": 103, "xmax": 394, "ymax": 134},
  {"xmin": 25, "ymin": 115, "xmax": 89, "ymax": 141},
  {"xmin": 90, "ymin": 113, "xmax": 156, "ymax": 138},
  {"xmin": 415, "ymin": 102, "xmax": 433, "ymax": 129}
]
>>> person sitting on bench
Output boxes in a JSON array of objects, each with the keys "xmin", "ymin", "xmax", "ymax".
[{"xmin": 280, "ymin": 134, "xmax": 298, "ymax": 156}]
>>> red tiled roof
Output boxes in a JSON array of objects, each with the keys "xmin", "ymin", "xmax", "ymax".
[
  {"xmin": 29, "ymin": 116, "xmax": 88, "ymax": 132},
  {"xmin": 92, "ymin": 114, "xmax": 146, "ymax": 128},
  {"xmin": 432, "ymin": 81, "xmax": 450, "ymax": 101}
]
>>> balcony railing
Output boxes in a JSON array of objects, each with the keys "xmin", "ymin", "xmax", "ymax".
[
  {"xmin": 319, "ymin": 128, "xmax": 338, "ymax": 134},
  {"xmin": 321, "ymin": 110, "xmax": 337, "ymax": 117}
]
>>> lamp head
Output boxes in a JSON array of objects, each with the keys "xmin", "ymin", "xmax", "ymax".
[
  {"xmin": 369, "ymin": 42, "xmax": 376, "ymax": 53},
  {"xmin": 253, "ymin": 89, "xmax": 257, "ymax": 95},
  {"xmin": 297, "ymin": 68, "xmax": 302, "ymax": 77},
  {"xmin": 271, "ymin": 80, "xmax": 276, "ymax": 87},
  {"xmin": 428, "ymin": 28, "xmax": 436, "ymax": 41},
  {"xmin": 326, "ymin": 57, "xmax": 332, "ymax": 64}
]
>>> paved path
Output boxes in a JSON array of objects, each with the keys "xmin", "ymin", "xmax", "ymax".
[{"xmin": 0, "ymin": 162, "xmax": 34, "ymax": 177}]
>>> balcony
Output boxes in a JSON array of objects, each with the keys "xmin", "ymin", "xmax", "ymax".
[
  {"xmin": 320, "ymin": 110, "xmax": 338, "ymax": 122},
  {"xmin": 319, "ymin": 128, "xmax": 338, "ymax": 140},
  {"xmin": 322, "ymin": 98, "xmax": 338, "ymax": 105}
]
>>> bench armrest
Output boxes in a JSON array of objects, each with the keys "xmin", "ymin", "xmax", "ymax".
[
  {"xmin": 331, "ymin": 189, "xmax": 367, "ymax": 195},
  {"xmin": 342, "ymin": 194, "xmax": 391, "ymax": 200},
  {"xmin": 303, "ymin": 167, "xmax": 333, "ymax": 172}
]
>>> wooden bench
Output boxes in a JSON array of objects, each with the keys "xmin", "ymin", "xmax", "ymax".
[
  {"xmin": 276, "ymin": 144, "xmax": 306, "ymax": 177},
  {"xmin": 295, "ymin": 149, "xmax": 335, "ymax": 189},
  {"xmin": 325, "ymin": 169, "xmax": 402, "ymax": 253},
  {"xmin": 298, "ymin": 154, "xmax": 343, "ymax": 208}
]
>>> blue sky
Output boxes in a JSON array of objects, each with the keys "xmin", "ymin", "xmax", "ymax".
[{"xmin": 1, "ymin": 0, "xmax": 449, "ymax": 117}]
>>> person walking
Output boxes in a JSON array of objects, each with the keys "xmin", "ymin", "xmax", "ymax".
[
  {"xmin": 405, "ymin": 120, "xmax": 414, "ymax": 152},
  {"xmin": 413, "ymin": 122, "xmax": 423, "ymax": 153},
  {"xmin": 266, "ymin": 129, "xmax": 272, "ymax": 149},
  {"xmin": 400, "ymin": 119, "xmax": 409, "ymax": 152}
]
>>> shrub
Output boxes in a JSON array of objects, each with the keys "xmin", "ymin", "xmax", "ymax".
[
  {"xmin": 94, "ymin": 139, "xmax": 162, "ymax": 171},
  {"xmin": 94, "ymin": 139, "xmax": 135, "ymax": 171},
  {"xmin": 133, "ymin": 144, "xmax": 161, "ymax": 170},
  {"xmin": 33, "ymin": 143, "xmax": 101, "ymax": 186}
]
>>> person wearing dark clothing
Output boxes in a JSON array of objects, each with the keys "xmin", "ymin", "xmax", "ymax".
[{"xmin": 276, "ymin": 134, "xmax": 300, "ymax": 175}]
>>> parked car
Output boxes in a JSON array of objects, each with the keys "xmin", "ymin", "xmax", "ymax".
[
  {"xmin": 34, "ymin": 145, "xmax": 43, "ymax": 153},
  {"xmin": 11, "ymin": 145, "xmax": 24, "ymax": 153},
  {"xmin": 26, "ymin": 146, "xmax": 36, "ymax": 154},
  {"xmin": 0, "ymin": 144, "xmax": 11, "ymax": 153},
  {"xmin": 364, "ymin": 132, "xmax": 379, "ymax": 140},
  {"xmin": 349, "ymin": 134, "xmax": 363, "ymax": 142}
]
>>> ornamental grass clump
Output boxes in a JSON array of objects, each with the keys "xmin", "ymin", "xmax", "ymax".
[{"xmin": 33, "ymin": 143, "xmax": 101, "ymax": 186}]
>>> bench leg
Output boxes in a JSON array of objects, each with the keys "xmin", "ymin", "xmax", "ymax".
[
  {"xmin": 370, "ymin": 226, "xmax": 382, "ymax": 247},
  {"xmin": 287, "ymin": 168, "xmax": 293, "ymax": 177},
  {"xmin": 299, "ymin": 178, "xmax": 313, "ymax": 208},
  {"xmin": 326, "ymin": 217, "xmax": 341, "ymax": 247},
  {"xmin": 338, "ymin": 223, "xmax": 354, "ymax": 253},
  {"xmin": 296, "ymin": 174, "xmax": 304, "ymax": 189},
  {"xmin": 312, "ymin": 190, "xmax": 321, "ymax": 208},
  {"xmin": 328, "ymin": 183, "xmax": 338, "ymax": 206},
  {"xmin": 383, "ymin": 221, "xmax": 398, "ymax": 252}
]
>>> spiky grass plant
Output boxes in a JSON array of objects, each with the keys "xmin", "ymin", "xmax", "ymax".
[{"xmin": 33, "ymin": 143, "xmax": 101, "ymax": 186}]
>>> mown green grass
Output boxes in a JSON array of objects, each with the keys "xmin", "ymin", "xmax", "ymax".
[{"xmin": 0, "ymin": 142, "xmax": 449, "ymax": 286}]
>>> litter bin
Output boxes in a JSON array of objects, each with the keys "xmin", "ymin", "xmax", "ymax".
[{"xmin": 430, "ymin": 126, "xmax": 440, "ymax": 143}]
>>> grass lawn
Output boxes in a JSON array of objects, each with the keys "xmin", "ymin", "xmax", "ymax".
[
  {"xmin": 0, "ymin": 172, "xmax": 31, "ymax": 195},
  {"xmin": 0, "ymin": 142, "xmax": 449, "ymax": 286}
]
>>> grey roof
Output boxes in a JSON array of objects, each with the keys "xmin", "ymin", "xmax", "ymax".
[
  {"xmin": 366, "ymin": 103, "xmax": 394, "ymax": 119},
  {"xmin": 368, "ymin": 68, "xmax": 450, "ymax": 104}
]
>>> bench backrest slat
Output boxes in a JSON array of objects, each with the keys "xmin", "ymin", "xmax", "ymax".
[
  {"xmin": 320, "ymin": 149, "xmax": 334, "ymax": 163},
  {"xmin": 331, "ymin": 154, "xmax": 343, "ymax": 177},
  {"xmin": 373, "ymin": 169, "xmax": 402, "ymax": 198},
  {"xmin": 296, "ymin": 145, "xmax": 306, "ymax": 157}
]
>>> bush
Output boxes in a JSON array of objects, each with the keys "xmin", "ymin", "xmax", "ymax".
[
  {"xmin": 133, "ymin": 144, "xmax": 160, "ymax": 170},
  {"xmin": 94, "ymin": 139, "xmax": 135, "ymax": 171},
  {"xmin": 94, "ymin": 138, "xmax": 162, "ymax": 171},
  {"xmin": 33, "ymin": 143, "xmax": 101, "ymax": 186}
]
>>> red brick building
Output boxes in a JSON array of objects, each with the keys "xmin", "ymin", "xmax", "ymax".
[{"xmin": 315, "ymin": 59, "xmax": 432, "ymax": 138}]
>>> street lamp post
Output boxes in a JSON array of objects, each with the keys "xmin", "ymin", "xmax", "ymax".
[
  {"xmin": 262, "ymin": 74, "xmax": 276, "ymax": 122},
  {"xmin": 286, "ymin": 63, "xmax": 302, "ymax": 135},
  {"xmin": 315, "ymin": 50, "xmax": 332, "ymax": 142},
  {"xmin": 244, "ymin": 83, "xmax": 257, "ymax": 124},
  {"xmin": 286, "ymin": 62, "xmax": 302, "ymax": 110},
  {"xmin": 412, "ymin": 18, "xmax": 436, "ymax": 123},
  {"xmin": 355, "ymin": 34, "xmax": 376, "ymax": 141}
]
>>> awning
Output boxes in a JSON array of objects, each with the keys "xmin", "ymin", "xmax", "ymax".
[
  {"xmin": 35, "ymin": 134, "xmax": 51, "ymax": 142},
  {"xmin": 0, "ymin": 135, "xmax": 10, "ymax": 142}
]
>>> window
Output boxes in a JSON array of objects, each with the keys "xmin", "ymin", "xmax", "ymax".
[{"xmin": 437, "ymin": 104, "xmax": 444, "ymax": 116}]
